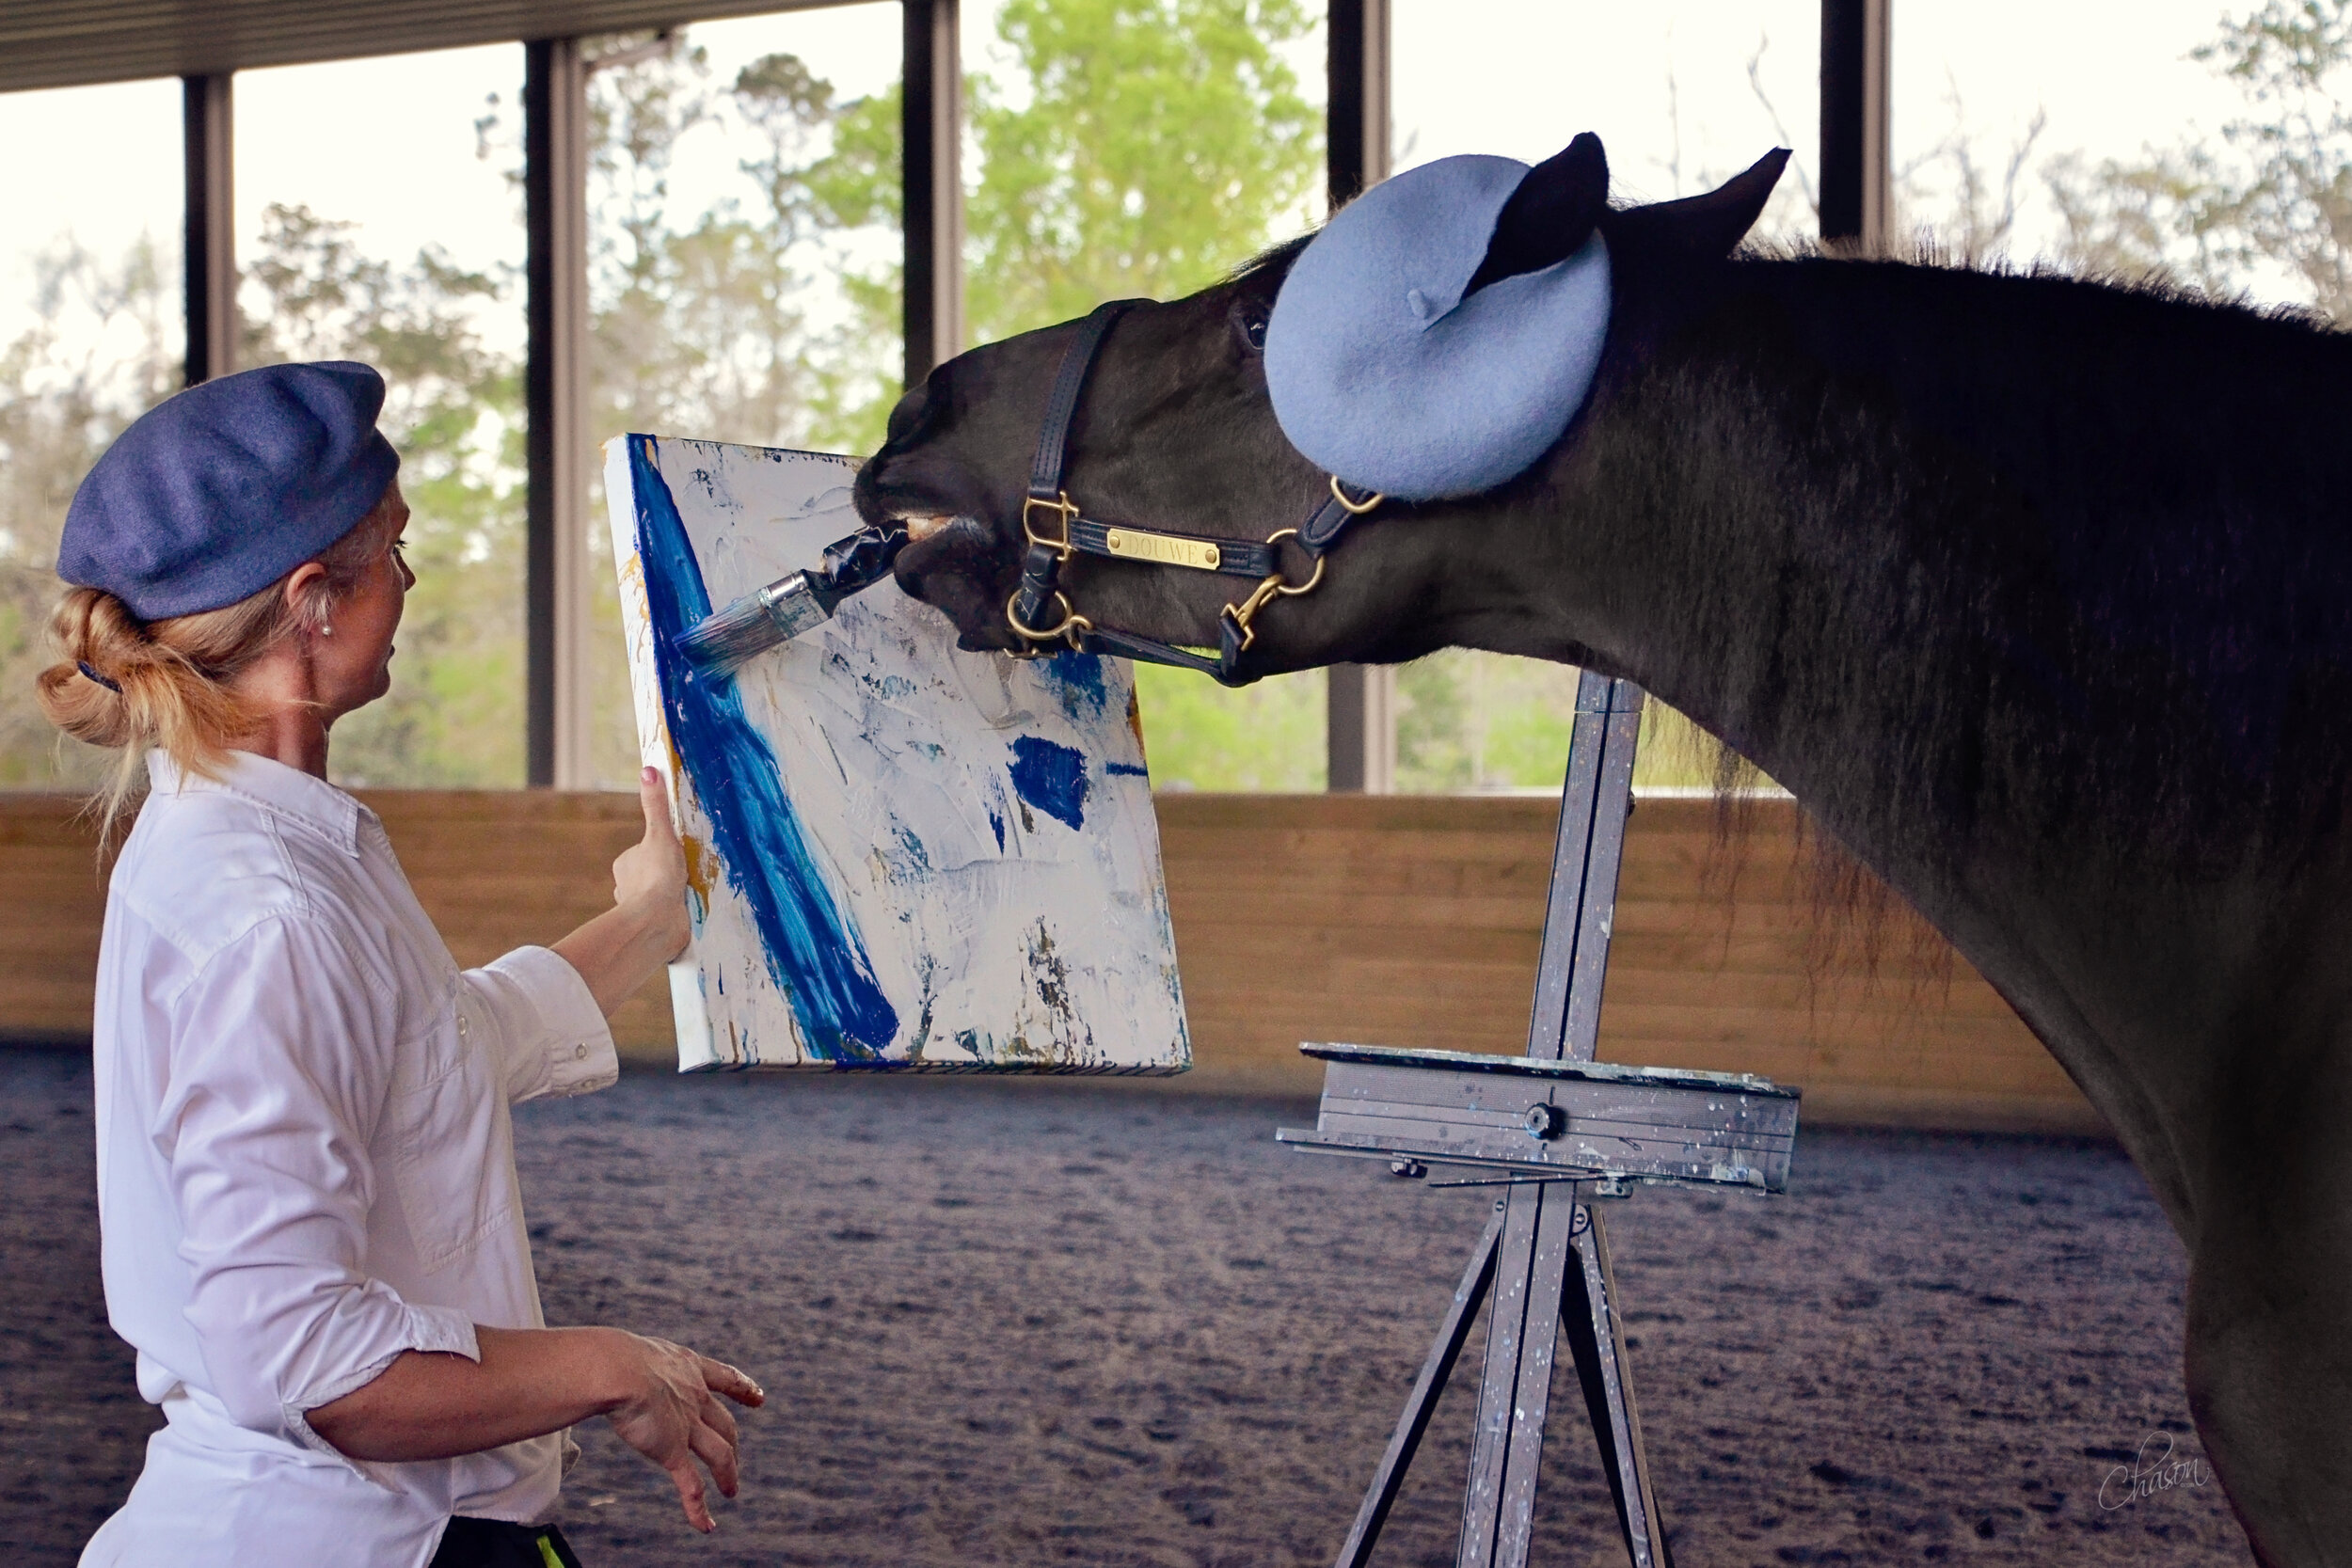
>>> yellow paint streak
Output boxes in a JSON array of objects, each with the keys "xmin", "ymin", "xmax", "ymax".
[
  {"xmin": 1127, "ymin": 687, "xmax": 1148, "ymax": 760},
  {"xmin": 680, "ymin": 833, "xmax": 717, "ymax": 904}
]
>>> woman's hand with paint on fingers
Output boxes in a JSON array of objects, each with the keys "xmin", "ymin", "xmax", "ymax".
[
  {"xmin": 552, "ymin": 767, "xmax": 694, "ymax": 1017},
  {"xmin": 599, "ymin": 1330, "xmax": 766, "ymax": 1534}
]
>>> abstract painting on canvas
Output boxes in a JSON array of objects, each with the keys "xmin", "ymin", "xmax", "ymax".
[{"xmin": 604, "ymin": 434, "xmax": 1190, "ymax": 1073}]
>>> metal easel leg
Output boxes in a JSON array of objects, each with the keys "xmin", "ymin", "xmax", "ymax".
[
  {"xmin": 1333, "ymin": 1200, "xmax": 1508, "ymax": 1568},
  {"xmin": 1456, "ymin": 1180, "xmax": 1584, "ymax": 1568},
  {"xmin": 1562, "ymin": 1202, "xmax": 1672, "ymax": 1568}
]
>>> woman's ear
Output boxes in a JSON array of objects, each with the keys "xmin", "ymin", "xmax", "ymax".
[{"xmin": 281, "ymin": 561, "xmax": 333, "ymax": 634}]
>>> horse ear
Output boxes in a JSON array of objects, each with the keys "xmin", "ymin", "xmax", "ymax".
[
  {"xmin": 1605, "ymin": 148, "xmax": 1791, "ymax": 260},
  {"xmin": 1462, "ymin": 133, "xmax": 1610, "ymax": 297}
]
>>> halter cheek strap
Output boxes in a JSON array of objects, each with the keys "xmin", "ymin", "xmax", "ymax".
[{"xmin": 1007, "ymin": 299, "xmax": 1382, "ymax": 688}]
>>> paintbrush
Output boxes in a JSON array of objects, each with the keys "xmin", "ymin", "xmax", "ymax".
[{"xmin": 675, "ymin": 520, "xmax": 914, "ymax": 681}]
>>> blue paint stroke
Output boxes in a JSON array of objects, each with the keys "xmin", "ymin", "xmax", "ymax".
[
  {"xmin": 1105, "ymin": 762, "xmax": 1150, "ymax": 777},
  {"xmin": 1040, "ymin": 651, "xmax": 1108, "ymax": 719},
  {"xmin": 1008, "ymin": 736, "xmax": 1089, "ymax": 830},
  {"xmin": 986, "ymin": 805, "xmax": 1007, "ymax": 852},
  {"xmin": 629, "ymin": 436, "xmax": 898, "ymax": 1061}
]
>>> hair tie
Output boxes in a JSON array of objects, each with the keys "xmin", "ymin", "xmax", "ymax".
[{"xmin": 76, "ymin": 659, "xmax": 123, "ymax": 694}]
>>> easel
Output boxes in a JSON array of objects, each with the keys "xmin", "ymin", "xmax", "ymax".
[{"xmin": 1282, "ymin": 670, "xmax": 1795, "ymax": 1568}]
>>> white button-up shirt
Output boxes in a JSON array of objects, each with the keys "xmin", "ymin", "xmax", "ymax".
[{"xmin": 80, "ymin": 752, "xmax": 618, "ymax": 1568}]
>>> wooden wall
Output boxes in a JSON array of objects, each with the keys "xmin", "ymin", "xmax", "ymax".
[{"xmin": 0, "ymin": 790, "xmax": 2102, "ymax": 1133}]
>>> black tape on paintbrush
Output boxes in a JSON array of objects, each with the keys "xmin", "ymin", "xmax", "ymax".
[{"xmin": 675, "ymin": 522, "xmax": 910, "ymax": 681}]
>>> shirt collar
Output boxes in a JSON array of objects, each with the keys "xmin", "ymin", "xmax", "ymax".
[{"xmin": 146, "ymin": 749, "xmax": 366, "ymax": 857}]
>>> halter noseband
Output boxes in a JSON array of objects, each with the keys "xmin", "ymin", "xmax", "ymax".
[{"xmin": 1005, "ymin": 299, "xmax": 1382, "ymax": 688}]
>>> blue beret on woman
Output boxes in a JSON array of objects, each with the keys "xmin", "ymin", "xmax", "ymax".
[{"xmin": 58, "ymin": 360, "xmax": 401, "ymax": 621}]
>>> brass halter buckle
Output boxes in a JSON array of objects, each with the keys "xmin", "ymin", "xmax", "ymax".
[
  {"xmin": 1023, "ymin": 492, "xmax": 1079, "ymax": 556},
  {"xmin": 1219, "ymin": 527, "xmax": 1330, "ymax": 654},
  {"xmin": 1004, "ymin": 492, "xmax": 1089, "ymax": 654}
]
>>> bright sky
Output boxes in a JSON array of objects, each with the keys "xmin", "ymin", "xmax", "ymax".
[{"xmin": 0, "ymin": 0, "xmax": 2299, "ymax": 351}]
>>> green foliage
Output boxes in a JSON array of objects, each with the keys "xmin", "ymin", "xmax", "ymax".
[
  {"xmin": 569, "ymin": 34, "xmax": 905, "ymax": 785},
  {"xmin": 1395, "ymin": 651, "xmax": 1579, "ymax": 792},
  {"xmin": 803, "ymin": 0, "xmax": 1322, "ymax": 443},
  {"xmin": 1133, "ymin": 662, "xmax": 1323, "ymax": 790},
  {"xmin": 963, "ymin": 0, "xmax": 1319, "ymax": 343},
  {"xmin": 0, "ymin": 239, "xmax": 177, "ymax": 788},
  {"xmin": 1391, "ymin": 649, "xmax": 1733, "ymax": 794},
  {"xmin": 237, "ymin": 203, "xmax": 528, "ymax": 786}
]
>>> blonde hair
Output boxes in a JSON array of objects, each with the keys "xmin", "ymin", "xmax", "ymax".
[{"xmin": 35, "ymin": 488, "xmax": 405, "ymax": 839}]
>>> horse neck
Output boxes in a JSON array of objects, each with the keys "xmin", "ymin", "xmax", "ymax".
[{"xmin": 1473, "ymin": 254, "xmax": 2352, "ymax": 879}]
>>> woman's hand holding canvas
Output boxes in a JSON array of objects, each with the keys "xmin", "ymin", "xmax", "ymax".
[{"xmin": 552, "ymin": 766, "xmax": 695, "ymax": 1014}]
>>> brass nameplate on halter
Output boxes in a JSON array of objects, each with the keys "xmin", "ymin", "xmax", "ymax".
[{"xmin": 1104, "ymin": 528, "xmax": 1221, "ymax": 571}]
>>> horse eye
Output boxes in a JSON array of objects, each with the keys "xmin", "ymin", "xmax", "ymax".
[{"xmin": 1242, "ymin": 311, "xmax": 1268, "ymax": 351}]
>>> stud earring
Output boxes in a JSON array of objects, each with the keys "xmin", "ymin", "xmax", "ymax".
[{"xmin": 321, "ymin": 624, "xmax": 333, "ymax": 637}]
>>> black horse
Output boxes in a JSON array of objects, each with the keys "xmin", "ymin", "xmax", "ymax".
[{"xmin": 852, "ymin": 135, "xmax": 2352, "ymax": 1566}]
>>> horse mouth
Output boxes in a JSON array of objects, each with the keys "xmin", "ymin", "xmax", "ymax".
[{"xmin": 896, "ymin": 513, "xmax": 959, "ymax": 542}]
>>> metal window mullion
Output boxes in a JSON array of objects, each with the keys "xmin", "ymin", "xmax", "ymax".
[
  {"xmin": 902, "ymin": 0, "xmax": 963, "ymax": 388},
  {"xmin": 526, "ymin": 38, "xmax": 591, "ymax": 790},
  {"xmin": 183, "ymin": 72, "xmax": 234, "ymax": 387},
  {"xmin": 1820, "ymin": 0, "xmax": 1892, "ymax": 252},
  {"xmin": 1325, "ymin": 0, "xmax": 1394, "ymax": 794}
]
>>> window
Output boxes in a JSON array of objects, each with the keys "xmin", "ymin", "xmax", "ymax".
[
  {"xmin": 962, "ymin": 0, "xmax": 1329, "ymax": 791},
  {"xmin": 236, "ymin": 45, "xmax": 530, "ymax": 787},
  {"xmin": 1389, "ymin": 0, "xmax": 1818, "ymax": 792},
  {"xmin": 580, "ymin": 7, "xmax": 905, "ymax": 788},
  {"xmin": 0, "ymin": 78, "xmax": 183, "ymax": 789},
  {"xmin": 1896, "ymin": 0, "xmax": 2326, "ymax": 321}
]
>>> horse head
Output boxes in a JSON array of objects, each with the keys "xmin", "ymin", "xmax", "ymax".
[{"xmin": 854, "ymin": 135, "xmax": 1789, "ymax": 681}]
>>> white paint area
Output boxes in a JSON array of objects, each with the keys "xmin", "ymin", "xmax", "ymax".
[{"xmin": 605, "ymin": 436, "xmax": 1189, "ymax": 1073}]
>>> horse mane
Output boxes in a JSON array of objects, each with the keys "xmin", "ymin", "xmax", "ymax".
[
  {"xmin": 1614, "ymin": 247, "xmax": 2352, "ymax": 882},
  {"xmin": 1224, "ymin": 231, "xmax": 1314, "ymax": 289}
]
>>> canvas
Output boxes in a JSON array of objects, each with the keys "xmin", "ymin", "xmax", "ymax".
[{"xmin": 604, "ymin": 434, "xmax": 1190, "ymax": 1073}]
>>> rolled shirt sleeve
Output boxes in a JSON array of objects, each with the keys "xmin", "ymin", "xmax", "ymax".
[
  {"xmin": 158, "ymin": 916, "xmax": 480, "ymax": 1465},
  {"xmin": 462, "ymin": 945, "xmax": 618, "ymax": 1104}
]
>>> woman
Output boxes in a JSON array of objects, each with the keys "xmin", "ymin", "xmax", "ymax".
[{"xmin": 40, "ymin": 361, "xmax": 762, "ymax": 1568}]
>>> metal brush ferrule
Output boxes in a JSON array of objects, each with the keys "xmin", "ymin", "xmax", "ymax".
[{"xmin": 757, "ymin": 573, "xmax": 831, "ymax": 641}]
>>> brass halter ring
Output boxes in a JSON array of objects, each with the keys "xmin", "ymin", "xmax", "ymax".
[
  {"xmin": 1219, "ymin": 527, "xmax": 1329, "ymax": 653},
  {"xmin": 1005, "ymin": 588, "xmax": 1093, "ymax": 653}
]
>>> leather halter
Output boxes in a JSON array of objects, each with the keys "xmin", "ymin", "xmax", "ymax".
[{"xmin": 1006, "ymin": 299, "xmax": 1382, "ymax": 688}]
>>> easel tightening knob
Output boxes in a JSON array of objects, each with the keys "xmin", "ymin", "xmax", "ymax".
[{"xmin": 1522, "ymin": 1102, "xmax": 1565, "ymax": 1140}]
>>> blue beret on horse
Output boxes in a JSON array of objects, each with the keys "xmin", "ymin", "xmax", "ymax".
[{"xmin": 1265, "ymin": 143, "xmax": 1614, "ymax": 501}]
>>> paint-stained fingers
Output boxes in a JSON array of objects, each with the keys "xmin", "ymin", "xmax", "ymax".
[
  {"xmin": 700, "ymin": 1354, "xmax": 765, "ymax": 1407},
  {"xmin": 666, "ymin": 1456, "xmax": 716, "ymax": 1533},
  {"xmin": 688, "ymin": 1416, "xmax": 740, "ymax": 1498}
]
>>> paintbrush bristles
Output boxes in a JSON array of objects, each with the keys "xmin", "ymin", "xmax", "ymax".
[{"xmin": 676, "ymin": 573, "xmax": 827, "ymax": 681}]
